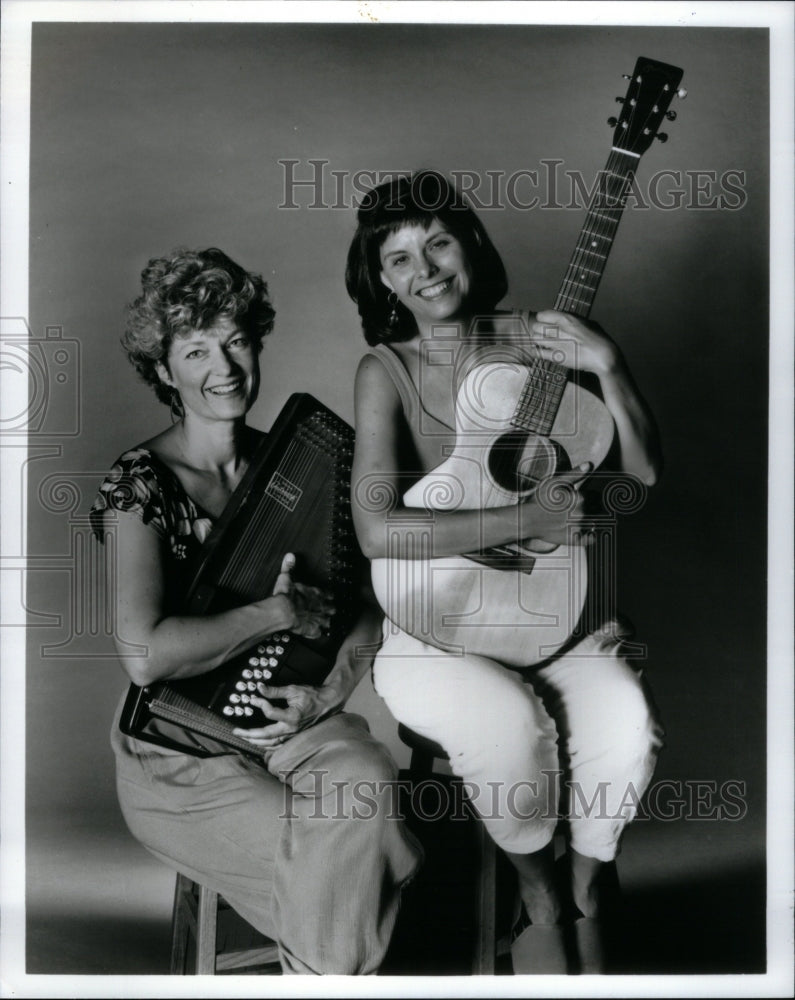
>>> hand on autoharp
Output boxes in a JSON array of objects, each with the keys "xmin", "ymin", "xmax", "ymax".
[
  {"xmin": 271, "ymin": 552, "xmax": 335, "ymax": 639},
  {"xmin": 233, "ymin": 680, "xmax": 341, "ymax": 748}
]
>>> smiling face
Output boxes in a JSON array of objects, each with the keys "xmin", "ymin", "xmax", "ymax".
[
  {"xmin": 379, "ymin": 219, "xmax": 473, "ymax": 331},
  {"xmin": 156, "ymin": 316, "xmax": 259, "ymax": 424}
]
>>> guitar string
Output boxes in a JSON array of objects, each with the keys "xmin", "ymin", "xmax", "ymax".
[
  {"xmin": 519, "ymin": 147, "xmax": 627, "ymax": 436},
  {"xmin": 510, "ymin": 82, "xmax": 662, "ymax": 514},
  {"xmin": 559, "ymin": 73, "xmax": 661, "ymax": 313},
  {"xmin": 559, "ymin": 147, "xmax": 626, "ymax": 315},
  {"xmin": 528, "ymin": 139, "xmax": 631, "ymax": 418},
  {"xmin": 497, "ymin": 150, "xmax": 628, "ymax": 551}
]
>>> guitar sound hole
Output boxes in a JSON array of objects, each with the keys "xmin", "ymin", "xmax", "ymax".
[{"xmin": 488, "ymin": 431, "xmax": 571, "ymax": 496}]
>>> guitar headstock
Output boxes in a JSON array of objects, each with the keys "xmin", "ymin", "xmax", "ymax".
[{"xmin": 609, "ymin": 56, "xmax": 685, "ymax": 157}]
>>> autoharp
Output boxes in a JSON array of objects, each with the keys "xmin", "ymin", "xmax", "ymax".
[{"xmin": 119, "ymin": 393, "xmax": 364, "ymax": 759}]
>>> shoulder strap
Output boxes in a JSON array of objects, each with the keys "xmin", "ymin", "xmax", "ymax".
[{"xmin": 369, "ymin": 345, "xmax": 419, "ymax": 424}]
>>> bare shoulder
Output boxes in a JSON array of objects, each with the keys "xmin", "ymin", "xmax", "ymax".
[
  {"xmin": 355, "ymin": 351, "xmax": 399, "ymax": 397},
  {"xmin": 354, "ymin": 352, "xmax": 405, "ymax": 434},
  {"xmin": 356, "ymin": 350, "xmax": 388, "ymax": 377},
  {"xmin": 138, "ymin": 423, "xmax": 180, "ymax": 461}
]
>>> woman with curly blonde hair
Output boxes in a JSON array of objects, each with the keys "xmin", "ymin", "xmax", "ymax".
[{"xmin": 91, "ymin": 246, "xmax": 421, "ymax": 975}]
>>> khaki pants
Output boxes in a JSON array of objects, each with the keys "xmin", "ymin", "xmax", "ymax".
[{"xmin": 111, "ymin": 703, "xmax": 422, "ymax": 974}]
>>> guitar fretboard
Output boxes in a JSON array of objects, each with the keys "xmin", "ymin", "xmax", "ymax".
[{"xmin": 511, "ymin": 150, "xmax": 637, "ymax": 437}]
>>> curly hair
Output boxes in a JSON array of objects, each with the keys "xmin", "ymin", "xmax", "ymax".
[
  {"xmin": 122, "ymin": 247, "xmax": 276, "ymax": 406},
  {"xmin": 344, "ymin": 170, "xmax": 508, "ymax": 346}
]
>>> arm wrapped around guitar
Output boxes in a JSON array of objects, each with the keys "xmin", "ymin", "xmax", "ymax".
[{"xmin": 118, "ymin": 393, "xmax": 364, "ymax": 760}]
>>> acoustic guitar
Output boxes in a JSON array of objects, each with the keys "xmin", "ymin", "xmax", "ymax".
[{"xmin": 371, "ymin": 56, "xmax": 684, "ymax": 666}]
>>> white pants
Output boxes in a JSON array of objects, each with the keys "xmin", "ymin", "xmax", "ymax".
[{"xmin": 373, "ymin": 621, "xmax": 664, "ymax": 862}]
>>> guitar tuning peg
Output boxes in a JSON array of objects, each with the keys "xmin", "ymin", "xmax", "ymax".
[
  {"xmin": 607, "ymin": 116, "xmax": 618, "ymax": 127},
  {"xmin": 665, "ymin": 110, "xmax": 677, "ymax": 121},
  {"xmin": 615, "ymin": 96, "xmax": 625, "ymax": 103},
  {"xmin": 622, "ymin": 73, "xmax": 631, "ymax": 79},
  {"xmin": 677, "ymin": 87, "xmax": 688, "ymax": 99},
  {"xmin": 654, "ymin": 132, "xmax": 669, "ymax": 143}
]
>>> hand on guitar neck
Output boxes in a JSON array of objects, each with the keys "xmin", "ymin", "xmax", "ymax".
[
  {"xmin": 528, "ymin": 310, "xmax": 621, "ymax": 378},
  {"xmin": 526, "ymin": 309, "xmax": 661, "ymax": 487}
]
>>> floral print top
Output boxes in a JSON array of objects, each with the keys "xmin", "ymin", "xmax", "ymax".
[{"xmin": 90, "ymin": 447, "xmax": 214, "ymax": 607}]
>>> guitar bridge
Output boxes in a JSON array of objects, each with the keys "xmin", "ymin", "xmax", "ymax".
[{"xmin": 465, "ymin": 543, "xmax": 537, "ymax": 573}]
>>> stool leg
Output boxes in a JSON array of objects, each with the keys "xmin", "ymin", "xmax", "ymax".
[
  {"xmin": 410, "ymin": 746, "xmax": 435, "ymax": 774},
  {"xmin": 195, "ymin": 884, "xmax": 219, "ymax": 975},
  {"xmin": 170, "ymin": 874, "xmax": 192, "ymax": 975},
  {"xmin": 473, "ymin": 820, "xmax": 497, "ymax": 974}
]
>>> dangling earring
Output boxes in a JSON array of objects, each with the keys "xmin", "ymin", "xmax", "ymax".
[
  {"xmin": 387, "ymin": 292, "xmax": 399, "ymax": 328},
  {"xmin": 169, "ymin": 387, "xmax": 184, "ymax": 422}
]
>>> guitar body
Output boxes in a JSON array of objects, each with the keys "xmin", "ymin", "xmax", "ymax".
[
  {"xmin": 371, "ymin": 362, "xmax": 615, "ymax": 666},
  {"xmin": 403, "ymin": 362, "xmax": 614, "ymax": 510}
]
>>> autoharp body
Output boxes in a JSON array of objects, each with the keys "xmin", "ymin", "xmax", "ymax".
[{"xmin": 119, "ymin": 393, "xmax": 363, "ymax": 759}]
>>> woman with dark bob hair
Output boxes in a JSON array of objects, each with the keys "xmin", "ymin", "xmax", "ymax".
[
  {"xmin": 346, "ymin": 172, "xmax": 665, "ymax": 974},
  {"xmin": 91, "ymin": 247, "xmax": 421, "ymax": 975}
]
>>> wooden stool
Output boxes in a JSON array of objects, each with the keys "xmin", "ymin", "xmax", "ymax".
[
  {"xmin": 170, "ymin": 873, "xmax": 281, "ymax": 975},
  {"xmin": 398, "ymin": 724, "xmax": 501, "ymax": 975}
]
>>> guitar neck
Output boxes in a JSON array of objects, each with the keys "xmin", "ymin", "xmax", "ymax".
[
  {"xmin": 510, "ymin": 55, "xmax": 684, "ymax": 439},
  {"xmin": 554, "ymin": 150, "xmax": 639, "ymax": 319},
  {"xmin": 512, "ymin": 151, "xmax": 638, "ymax": 436}
]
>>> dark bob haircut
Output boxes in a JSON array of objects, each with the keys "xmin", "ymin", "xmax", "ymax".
[
  {"xmin": 122, "ymin": 247, "xmax": 275, "ymax": 406},
  {"xmin": 344, "ymin": 170, "xmax": 508, "ymax": 346}
]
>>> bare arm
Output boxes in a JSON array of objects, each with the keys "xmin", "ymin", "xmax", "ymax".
[
  {"xmin": 112, "ymin": 511, "xmax": 330, "ymax": 687},
  {"xmin": 531, "ymin": 310, "xmax": 663, "ymax": 485},
  {"xmin": 351, "ymin": 353, "xmax": 591, "ymax": 560}
]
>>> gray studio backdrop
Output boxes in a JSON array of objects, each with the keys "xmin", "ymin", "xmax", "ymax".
[{"xmin": 24, "ymin": 21, "xmax": 768, "ymax": 971}]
